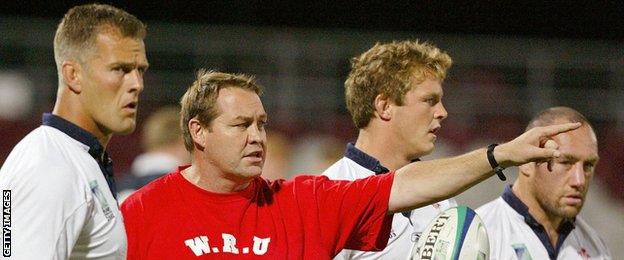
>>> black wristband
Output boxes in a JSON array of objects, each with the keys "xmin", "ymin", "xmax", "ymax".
[{"xmin": 487, "ymin": 144, "xmax": 506, "ymax": 181}]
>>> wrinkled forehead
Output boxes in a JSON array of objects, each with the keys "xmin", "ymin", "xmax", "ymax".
[
  {"xmin": 554, "ymin": 125, "xmax": 598, "ymax": 160},
  {"xmin": 216, "ymin": 87, "xmax": 266, "ymax": 118}
]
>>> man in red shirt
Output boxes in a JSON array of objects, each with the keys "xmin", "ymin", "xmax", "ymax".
[{"xmin": 121, "ymin": 70, "xmax": 580, "ymax": 259}]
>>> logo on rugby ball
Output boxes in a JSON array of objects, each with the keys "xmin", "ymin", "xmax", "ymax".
[{"xmin": 411, "ymin": 206, "xmax": 489, "ymax": 260}]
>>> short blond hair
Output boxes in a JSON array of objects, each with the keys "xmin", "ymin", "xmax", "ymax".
[
  {"xmin": 345, "ymin": 40, "xmax": 452, "ymax": 128},
  {"xmin": 54, "ymin": 4, "xmax": 146, "ymax": 68},
  {"xmin": 180, "ymin": 70, "xmax": 263, "ymax": 152}
]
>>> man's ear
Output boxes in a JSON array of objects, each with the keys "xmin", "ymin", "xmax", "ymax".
[
  {"xmin": 188, "ymin": 118, "xmax": 206, "ymax": 151},
  {"xmin": 519, "ymin": 162, "xmax": 536, "ymax": 178},
  {"xmin": 61, "ymin": 60, "xmax": 82, "ymax": 94},
  {"xmin": 373, "ymin": 94, "xmax": 392, "ymax": 121}
]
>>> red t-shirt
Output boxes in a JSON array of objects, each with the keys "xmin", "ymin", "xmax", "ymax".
[{"xmin": 121, "ymin": 166, "xmax": 394, "ymax": 259}]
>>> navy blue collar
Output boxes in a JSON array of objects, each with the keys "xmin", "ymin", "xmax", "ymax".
[
  {"xmin": 344, "ymin": 143, "xmax": 389, "ymax": 175},
  {"xmin": 42, "ymin": 113, "xmax": 117, "ymax": 200},
  {"xmin": 42, "ymin": 113, "xmax": 104, "ymax": 157},
  {"xmin": 502, "ymin": 185, "xmax": 575, "ymax": 259},
  {"xmin": 344, "ymin": 143, "xmax": 418, "ymax": 220}
]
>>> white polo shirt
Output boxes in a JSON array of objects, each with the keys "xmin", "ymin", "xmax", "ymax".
[
  {"xmin": 323, "ymin": 143, "xmax": 456, "ymax": 260},
  {"xmin": 476, "ymin": 185, "xmax": 611, "ymax": 260},
  {"xmin": 0, "ymin": 114, "xmax": 126, "ymax": 259}
]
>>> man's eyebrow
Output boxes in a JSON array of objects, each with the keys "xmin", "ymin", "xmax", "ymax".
[
  {"xmin": 110, "ymin": 61, "xmax": 149, "ymax": 69},
  {"xmin": 233, "ymin": 114, "xmax": 268, "ymax": 121},
  {"xmin": 232, "ymin": 115, "xmax": 252, "ymax": 121},
  {"xmin": 559, "ymin": 153, "xmax": 600, "ymax": 163},
  {"xmin": 561, "ymin": 154, "xmax": 575, "ymax": 160}
]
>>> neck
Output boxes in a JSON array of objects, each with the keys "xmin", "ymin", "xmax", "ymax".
[
  {"xmin": 181, "ymin": 161, "xmax": 252, "ymax": 194},
  {"xmin": 355, "ymin": 128, "xmax": 415, "ymax": 171},
  {"xmin": 53, "ymin": 88, "xmax": 111, "ymax": 148},
  {"xmin": 513, "ymin": 180, "xmax": 563, "ymax": 247}
]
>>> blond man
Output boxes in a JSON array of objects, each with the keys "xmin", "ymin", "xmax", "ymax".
[
  {"xmin": 324, "ymin": 40, "xmax": 456, "ymax": 259},
  {"xmin": 0, "ymin": 4, "xmax": 148, "ymax": 259}
]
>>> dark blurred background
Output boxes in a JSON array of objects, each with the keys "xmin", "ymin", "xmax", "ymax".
[
  {"xmin": 1, "ymin": 0, "xmax": 622, "ymax": 254},
  {"xmin": 3, "ymin": 1, "xmax": 624, "ymax": 40}
]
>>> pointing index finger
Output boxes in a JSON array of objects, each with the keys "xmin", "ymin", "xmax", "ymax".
[{"xmin": 540, "ymin": 122, "xmax": 581, "ymax": 138}]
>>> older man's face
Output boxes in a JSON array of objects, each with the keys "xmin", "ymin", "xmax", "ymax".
[
  {"xmin": 201, "ymin": 87, "xmax": 267, "ymax": 180},
  {"xmin": 531, "ymin": 125, "xmax": 598, "ymax": 219}
]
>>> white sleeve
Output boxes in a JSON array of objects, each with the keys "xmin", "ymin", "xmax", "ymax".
[
  {"xmin": 52, "ymin": 201, "xmax": 92, "ymax": 259},
  {"xmin": 3, "ymin": 160, "xmax": 90, "ymax": 259}
]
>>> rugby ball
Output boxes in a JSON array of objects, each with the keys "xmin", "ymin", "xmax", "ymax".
[{"xmin": 410, "ymin": 206, "xmax": 489, "ymax": 260}]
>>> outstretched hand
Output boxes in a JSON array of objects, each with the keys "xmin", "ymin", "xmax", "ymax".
[{"xmin": 494, "ymin": 122, "xmax": 581, "ymax": 168}]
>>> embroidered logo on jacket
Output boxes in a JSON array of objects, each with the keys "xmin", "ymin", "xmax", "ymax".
[
  {"xmin": 512, "ymin": 243, "xmax": 533, "ymax": 260},
  {"xmin": 89, "ymin": 181, "xmax": 114, "ymax": 220}
]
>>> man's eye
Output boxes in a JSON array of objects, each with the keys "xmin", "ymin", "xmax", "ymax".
[
  {"xmin": 113, "ymin": 66, "xmax": 132, "ymax": 73},
  {"xmin": 584, "ymin": 163, "xmax": 595, "ymax": 172}
]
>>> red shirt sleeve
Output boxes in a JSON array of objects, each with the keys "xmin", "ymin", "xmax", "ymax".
[{"xmin": 290, "ymin": 172, "xmax": 395, "ymax": 255}]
